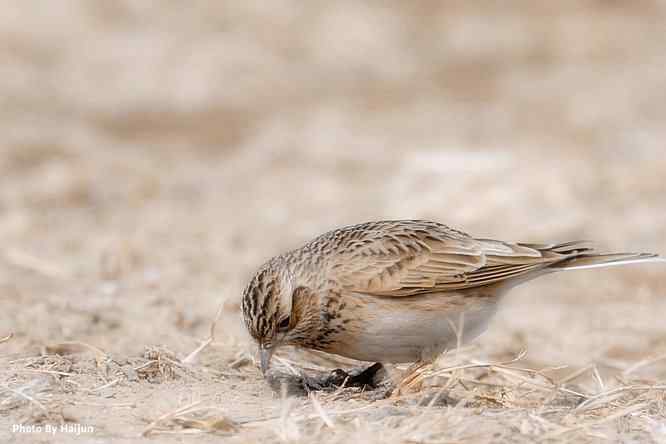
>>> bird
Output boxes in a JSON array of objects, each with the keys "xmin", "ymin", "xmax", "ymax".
[{"xmin": 240, "ymin": 219, "xmax": 663, "ymax": 383}]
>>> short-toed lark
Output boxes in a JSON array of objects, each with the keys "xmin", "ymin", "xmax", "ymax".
[{"xmin": 241, "ymin": 220, "xmax": 662, "ymax": 378}]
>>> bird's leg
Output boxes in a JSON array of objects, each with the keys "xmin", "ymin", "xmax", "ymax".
[{"xmin": 393, "ymin": 360, "xmax": 431, "ymax": 396}]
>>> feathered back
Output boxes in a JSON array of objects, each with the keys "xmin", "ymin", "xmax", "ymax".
[{"xmin": 289, "ymin": 220, "xmax": 661, "ymax": 296}]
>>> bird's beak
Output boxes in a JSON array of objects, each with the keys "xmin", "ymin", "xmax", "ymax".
[{"xmin": 259, "ymin": 345, "xmax": 274, "ymax": 375}]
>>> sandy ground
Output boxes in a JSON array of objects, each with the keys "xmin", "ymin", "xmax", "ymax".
[{"xmin": 1, "ymin": 1, "xmax": 666, "ymax": 443}]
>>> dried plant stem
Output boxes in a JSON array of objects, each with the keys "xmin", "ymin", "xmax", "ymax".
[
  {"xmin": 142, "ymin": 400, "xmax": 204, "ymax": 436},
  {"xmin": 17, "ymin": 369, "xmax": 75, "ymax": 377},
  {"xmin": 622, "ymin": 352, "xmax": 666, "ymax": 376},
  {"xmin": 182, "ymin": 302, "xmax": 224, "ymax": 364},
  {"xmin": 575, "ymin": 384, "xmax": 666, "ymax": 412},
  {"xmin": 0, "ymin": 383, "xmax": 47, "ymax": 412},
  {"xmin": 309, "ymin": 393, "xmax": 335, "ymax": 428},
  {"xmin": 5, "ymin": 248, "xmax": 69, "ymax": 279},
  {"xmin": 87, "ymin": 378, "xmax": 120, "ymax": 393},
  {"xmin": 543, "ymin": 402, "xmax": 648, "ymax": 439}
]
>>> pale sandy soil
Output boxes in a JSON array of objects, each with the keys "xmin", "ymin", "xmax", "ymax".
[{"xmin": 1, "ymin": 2, "xmax": 666, "ymax": 443}]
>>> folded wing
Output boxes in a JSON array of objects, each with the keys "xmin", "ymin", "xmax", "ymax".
[{"xmin": 328, "ymin": 222, "xmax": 589, "ymax": 296}]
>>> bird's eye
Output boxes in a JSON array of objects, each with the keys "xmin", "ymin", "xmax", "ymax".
[{"xmin": 277, "ymin": 317, "xmax": 290, "ymax": 332}]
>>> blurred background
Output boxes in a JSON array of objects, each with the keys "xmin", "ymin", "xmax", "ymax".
[{"xmin": 1, "ymin": 1, "xmax": 665, "ymax": 367}]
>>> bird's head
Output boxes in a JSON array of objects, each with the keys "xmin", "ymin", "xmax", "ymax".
[{"xmin": 241, "ymin": 261, "xmax": 308, "ymax": 374}]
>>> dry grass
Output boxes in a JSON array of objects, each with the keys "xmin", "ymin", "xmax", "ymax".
[{"xmin": 2, "ymin": 1, "xmax": 666, "ymax": 443}]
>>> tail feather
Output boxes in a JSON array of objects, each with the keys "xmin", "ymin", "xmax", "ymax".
[
  {"xmin": 469, "ymin": 241, "xmax": 662, "ymax": 292},
  {"xmin": 519, "ymin": 240, "xmax": 595, "ymax": 255},
  {"xmin": 550, "ymin": 252, "xmax": 664, "ymax": 271}
]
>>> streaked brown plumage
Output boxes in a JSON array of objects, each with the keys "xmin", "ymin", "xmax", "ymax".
[{"xmin": 240, "ymin": 220, "xmax": 662, "ymax": 374}]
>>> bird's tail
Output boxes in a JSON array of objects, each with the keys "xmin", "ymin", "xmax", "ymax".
[{"xmin": 542, "ymin": 241, "xmax": 664, "ymax": 271}]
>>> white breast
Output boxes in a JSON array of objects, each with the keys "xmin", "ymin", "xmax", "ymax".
[{"xmin": 330, "ymin": 291, "xmax": 499, "ymax": 363}]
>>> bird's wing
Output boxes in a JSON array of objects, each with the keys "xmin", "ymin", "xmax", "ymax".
[{"xmin": 327, "ymin": 223, "xmax": 571, "ymax": 295}]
